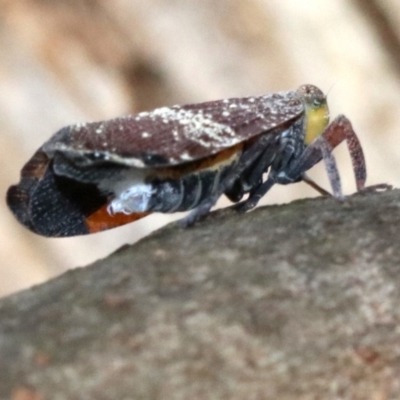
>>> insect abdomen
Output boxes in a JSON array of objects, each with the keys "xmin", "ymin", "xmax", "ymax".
[{"xmin": 148, "ymin": 164, "xmax": 233, "ymax": 213}]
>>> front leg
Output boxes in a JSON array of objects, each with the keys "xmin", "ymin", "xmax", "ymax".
[
  {"xmin": 294, "ymin": 115, "xmax": 367, "ymax": 193},
  {"xmin": 236, "ymin": 133, "xmax": 347, "ymax": 213},
  {"xmin": 236, "ymin": 115, "xmax": 366, "ymax": 212}
]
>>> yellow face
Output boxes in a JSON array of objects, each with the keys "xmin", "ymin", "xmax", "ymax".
[
  {"xmin": 304, "ymin": 100, "xmax": 330, "ymax": 145},
  {"xmin": 295, "ymin": 84, "xmax": 330, "ymax": 145}
]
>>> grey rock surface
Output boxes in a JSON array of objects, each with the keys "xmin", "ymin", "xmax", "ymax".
[{"xmin": 1, "ymin": 189, "xmax": 400, "ymax": 399}]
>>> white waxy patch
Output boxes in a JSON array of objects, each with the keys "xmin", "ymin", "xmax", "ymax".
[
  {"xmin": 100, "ymin": 169, "xmax": 153, "ymax": 215},
  {"xmin": 141, "ymin": 131, "xmax": 150, "ymax": 138},
  {"xmin": 107, "ymin": 183, "xmax": 154, "ymax": 214}
]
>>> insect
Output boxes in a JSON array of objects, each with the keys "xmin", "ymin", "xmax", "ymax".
[{"xmin": 7, "ymin": 84, "xmax": 366, "ymax": 237}]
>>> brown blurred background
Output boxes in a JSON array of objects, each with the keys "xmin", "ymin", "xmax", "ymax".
[{"xmin": 1, "ymin": 0, "xmax": 400, "ymax": 298}]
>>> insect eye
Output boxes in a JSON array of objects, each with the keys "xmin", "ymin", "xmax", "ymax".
[{"xmin": 313, "ymin": 99, "xmax": 322, "ymax": 107}]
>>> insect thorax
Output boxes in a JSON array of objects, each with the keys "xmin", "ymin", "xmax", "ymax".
[{"xmin": 267, "ymin": 117, "xmax": 307, "ymax": 183}]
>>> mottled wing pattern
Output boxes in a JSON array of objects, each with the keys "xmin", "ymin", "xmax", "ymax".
[{"xmin": 43, "ymin": 91, "xmax": 304, "ymax": 168}]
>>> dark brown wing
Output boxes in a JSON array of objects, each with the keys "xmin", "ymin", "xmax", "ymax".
[{"xmin": 43, "ymin": 91, "xmax": 304, "ymax": 168}]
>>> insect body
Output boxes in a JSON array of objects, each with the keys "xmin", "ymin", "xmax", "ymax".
[{"xmin": 7, "ymin": 85, "xmax": 366, "ymax": 237}]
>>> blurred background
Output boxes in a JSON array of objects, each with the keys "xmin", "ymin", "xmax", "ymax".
[{"xmin": 1, "ymin": 0, "xmax": 400, "ymax": 297}]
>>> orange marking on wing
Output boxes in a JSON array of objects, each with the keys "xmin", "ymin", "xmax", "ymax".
[
  {"xmin": 86, "ymin": 204, "xmax": 150, "ymax": 233},
  {"xmin": 147, "ymin": 143, "xmax": 244, "ymax": 180}
]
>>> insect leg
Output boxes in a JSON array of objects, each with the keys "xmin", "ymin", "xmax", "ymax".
[
  {"xmin": 237, "ymin": 130, "xmax": 345, "ymax": 213},
  {"xmin": 284, "ymin": 134, "xmax": 344, "ymax": 199},
  {"xmin": 224, "ymin": 144, "xmax": 277, "ymax": 202},
  {"xmin": 323, "ymin": 115, "xmax": 366, "ymax": 191},
  {"xmin": 234, "ymin": 126, "xmax": 302, "ymax": 213},
  {"xmin": 301, "ymin": 173, "xmax": 332, "ymax": 196},
  {"xmin": 294, "ymin": 115, "xmax": 367, "ymax": 192},
  {"xmin": 181, "ymin": 133, "xmax": 278, "ymax": 226},
  {"xmin": 319, "ymin": 117, "xmax": 391, "ymax": 194},
  {"xmin": 234, "ymin": 176, "xmax": 276, "ymax": 213}
]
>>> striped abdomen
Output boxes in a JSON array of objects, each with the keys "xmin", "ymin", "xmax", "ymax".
[
  {"xmin": 106, "ymin": 145, "xmax": 242, "ymax": 216},
  {"xmin": 147, "ymin": 162, "xmax": 234, "ymax": 213}
]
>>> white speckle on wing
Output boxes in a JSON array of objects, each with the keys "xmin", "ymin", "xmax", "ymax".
[
  {"xmin": 152, "ymin": 107, "xmax": 172, "ymax": 116},
  {"xmin": 137, "ymin": 111, "xmax": 149, "ymax": 118},
  {"xmin": 80, "ymin": 89, "xmax": 304, "ymax": 166},
  {"xmin": 95, "ymin": 124, "xmax": 105, "ymax": 135},
  {"xmin": 142, "ymin": 106, "xmax": 238, "ymax": 149},
  {"xmin": 180, "ymin": 151, "xmax": 192, "ymax": 160}
]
